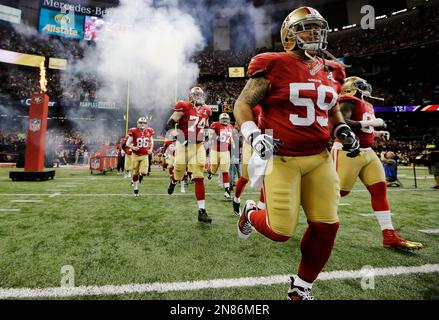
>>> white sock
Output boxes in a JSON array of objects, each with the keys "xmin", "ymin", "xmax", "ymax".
[
  {"xmin": 375, "ymin": 210, "xmax": 394, "ymax": 230},
  {"xmin": 197, "ymin": 200, "xmax": 205, "ymax": 210},
  {"xmin": 133, "ymin": 181, "xmax": 139, "ymax": 190},
  {"xmin": 234, "ymin": 197, "xmax": 240, "ymax": 203},
  {"xmin": 257, "ymin": 201, "xmax": 266, "ymax": 210},
  {"xmin": 224, "ymin": 182, "xmax": 230, "ymax": 188},
  {"xmin": 294, "ymin": 275, "xmax": 313, "ymax": 289}
]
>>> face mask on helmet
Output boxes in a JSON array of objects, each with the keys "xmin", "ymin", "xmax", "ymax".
[
  {"xmin": 219, "ymin": 114, "xmax": 230, "ymax": 125},
  {"xmin": 189, "ymin": 87, "xmax": 205, "ymax": 107},
  {"xmin": 354, "ymin": 80, "xmax": 373, "ymax": 98},
  {"xmin": 291, "ymin": 19, "xmax": 329, "ymax": 52},
  {"xmin": 137, "ymin": 117, "xmax": 147, "ymax": 130}
]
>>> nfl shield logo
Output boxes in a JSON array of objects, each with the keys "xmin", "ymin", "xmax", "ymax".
[
  {"xmin": 29, "ymin": 119, "xmax": 41, "ymax": 132},
  {"xmin": 32, "ymin": 96, "xmax": 43, "ymax": 105}
]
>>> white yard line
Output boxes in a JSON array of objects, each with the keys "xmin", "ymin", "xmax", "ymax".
[
  {"xmin": 418, "ymin": 229, "xmax": 439, "ymax": 234},
  {"xmin": 0, "ymin": 209, "xmax": 21, "ymax": 212},
  {"xmin": 0, "ymin": 264, "xmax": 437, "ymax": 299},
  {"xmin": 9, "ymin": 200, "xmax": 44, "ymax": 203}
]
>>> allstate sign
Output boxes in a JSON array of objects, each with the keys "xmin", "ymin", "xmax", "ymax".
[{"xmin": 39, "ymin": 7, "xmax": 84, "ymax": 39}]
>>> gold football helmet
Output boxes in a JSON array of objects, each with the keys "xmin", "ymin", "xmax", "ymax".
[
  {"xmin": 341, "ymin": 76, "xmax": 384, "ymax": 101},
  {"xmin": 189, "ymin": 86, "xmax": 205, "ymax": 106},
  {"xmin": 280, "ymin": 6, "xmax": 329, "ymax": 52},
  {"xmin": 137, "ymin": 117, "xmax": 148, "ymax": 130},
  {"xmin": 341, "ymin": 76, "xmax": 372, "ymax": 97}
]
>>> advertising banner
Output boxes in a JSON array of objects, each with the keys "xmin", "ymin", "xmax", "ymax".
[
  {"xmin": 228, "ymin": 67, "xmax": 245, "ymax": 78},
  {"xmin": 41, "ymin": 0, "xmax": 108, "ymax": 17},
  {"xmin": 0, "ymin": 49, "xmax": 44, "ymax": 67},
  {"xmin": 374, "ymin": 105, "xmax": 439, "ymax": 112},
  {"xmin": 39, "ymin": 7, "xmax": 85, "ymax": 39},
  {"xmin": 0, "ymin": 4, "xmax": 21, "ymax": 24}
]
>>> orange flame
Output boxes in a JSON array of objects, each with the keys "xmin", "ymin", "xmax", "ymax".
[{"xmin": 39, "ymin": 58, "xmax": 47, "ymax": 93}]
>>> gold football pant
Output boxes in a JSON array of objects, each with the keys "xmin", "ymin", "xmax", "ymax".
[
  {"xmin": 166, "ymin": 155, "xmax": 175, "ymax": 169},
  {"xmin": 131, "ymin": 154, "xmax": 149, "ymax": 176},
  {"xmin": 331, "ymin": 146, "xmax": 385, "ymax": 192},
  {"xmin": 210, "ymin": 150, "xmax": 230, "ymax": 174},
  {"xmin": 263, "ymin": 151, "xmax": 340, "ymax": 237},
  {"xmin": 124, "ymin": 154, "xmax": 132, "ymax": 171},
  {"xmin": 241, "ymin": 141, "xmax": 253, "ymax": 179},
  {"xmin": 174, "ymin": 141, "xmax": 206, "ymax": 180}
]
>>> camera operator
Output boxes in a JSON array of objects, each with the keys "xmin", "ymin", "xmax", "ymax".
[{"xmin": 425, "ymin": 138, "xmax": 439, "ymax": 189}]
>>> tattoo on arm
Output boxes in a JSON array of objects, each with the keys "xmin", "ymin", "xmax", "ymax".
[{"xmin": 236, "ymin": 77, "xmax": 270, "ymax": 108}]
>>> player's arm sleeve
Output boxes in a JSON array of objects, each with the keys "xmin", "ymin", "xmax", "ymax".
[
  {"xmin": 246, "ymin": 53, "xmax": 275, "ymax": 79},
  {"xmin": 126, "ymin": 136, "xmax": 134, "ymax": 147},
  {"xmin": 338, "ymin": 98, "xmax": 361, "ymax": 129}
]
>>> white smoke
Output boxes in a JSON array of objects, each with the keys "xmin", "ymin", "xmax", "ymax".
[{"xmin": 65, "ymin": 0, "xmax": 205, "ymax": 133}]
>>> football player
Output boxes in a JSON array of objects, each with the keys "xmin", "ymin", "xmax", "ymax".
[
  {"xmin": 122, "ymin": 134, "xmax": 132, "ymax": 179},
  {"xmin": 126, "ymin": 117, "xmax": 152, "ymax": 196},
  {"xmin": 208, "ymin": 113, "xmax": 235, "ymax": 200},
  {"xmin": 332, "ymin": 76, "xmax": 423, "ymax": 250},
  {"xmin": 165, "ymin": 87, "xmax": 213, "ymax": 223},
  {"xmin": 233, "ymin": 7, "xmax": 360, "ymax": 300},
  {"xmin": 145, "ymin": 124, "xmax": 155, "ymax": 178}
]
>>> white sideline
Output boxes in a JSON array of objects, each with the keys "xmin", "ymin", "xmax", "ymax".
[
  {"xmin": 0, "ymin": 264, "xmax": 437, "ymax": 299},
  {"xmin": 418, "ymin": 229, "xmax": 439, "ymax": 234}
]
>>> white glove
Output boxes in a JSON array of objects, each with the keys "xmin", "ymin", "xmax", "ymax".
[
  {"xmin": 380, "ymin": 131, "xmax": 390, "ymax": 141},
  {"xmin": 251, "ymin": 134, "xmax": 282, "ymax": 160},
  {"xmin": 360, "ymin": 118, "xmax": 386, "ymax": 128},
  {"xmin": 240, "ymin": 121, "xmax": 282, "ymax": 160}
]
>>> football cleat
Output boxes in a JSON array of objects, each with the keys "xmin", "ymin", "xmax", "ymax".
[
  {"xmin": 224, "ymin": 187, "xmax": 231, "ymax": 200},
  {"xmin": 207, "ymin": 171, "xmax": 213, "ymax": 180},
  {"xmin": 287, "ymin": 277, "xmax": 314, "ymax": 300},
  {"xmin": 233, "ymin": 198, "xmax": 240, "ymax": 216},
  {"xmin": 167, "ymin": 180, "xmax": 177, "ymax": 195},
  {"xmin": 134, "ymin": 189, "xmax": 140, "ymax": 197},
  {"xmin": 237, "ymin": 200, "xmax": 256, "ymax": 239},
  {"xmin": 198, "ymin": 209, "xmax": 212, "ymax": 224},
  {"xmin": 382, "ymin": 229, "xmax": 423, "ymax": 250}
]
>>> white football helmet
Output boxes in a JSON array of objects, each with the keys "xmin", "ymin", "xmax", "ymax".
[
  {"xmin": 189, "ymin": 87, "xmax": 205, "ymax": 106},
  {"xmin": 219, "ymin": 113, "xmax": 230, "ymax": 125},
  {"xmin": 137, "ymin": 117, "xmax": 148, "ymax": 130}
]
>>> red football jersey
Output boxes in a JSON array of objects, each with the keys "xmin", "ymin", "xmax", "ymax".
[
  {"xmin": 128, "ymin": 127, "xmax": 152, "ymax": 156},
  {"xmin": 247, "ymin": 52, "xmax": 345, "ymax": 156},
  {"xmin": 165, "ymin": 141, "xmax": 176, "ymax": 156},
  {"xmin": 173, "ymin": 101, "xmax": 212, "ymax": 143},
  {"xmin": 210, "ymin": 122, "xmax": 234, "ymax": 152},
  {"xmin": 338, "ymin": 95, "xmax": 376, "ymax": 148}
]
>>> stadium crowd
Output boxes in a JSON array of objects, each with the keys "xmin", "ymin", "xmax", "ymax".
[
  {"xmin": 0, "ymin": 6, "xmax": 438, "ymax": 106},
  {"xmin": 0, "ymin": 5, "xmax": 438, "ymax": 168}
]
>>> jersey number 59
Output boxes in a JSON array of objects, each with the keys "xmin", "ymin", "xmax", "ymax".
[{"xmin": 289, "ymin": 83, "xmax": 338, "ymax": 127}]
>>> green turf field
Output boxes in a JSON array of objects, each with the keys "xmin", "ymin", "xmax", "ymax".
[{"xmin": 0, "ymin": 166, "xmax": 437, "ymax": 300}]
